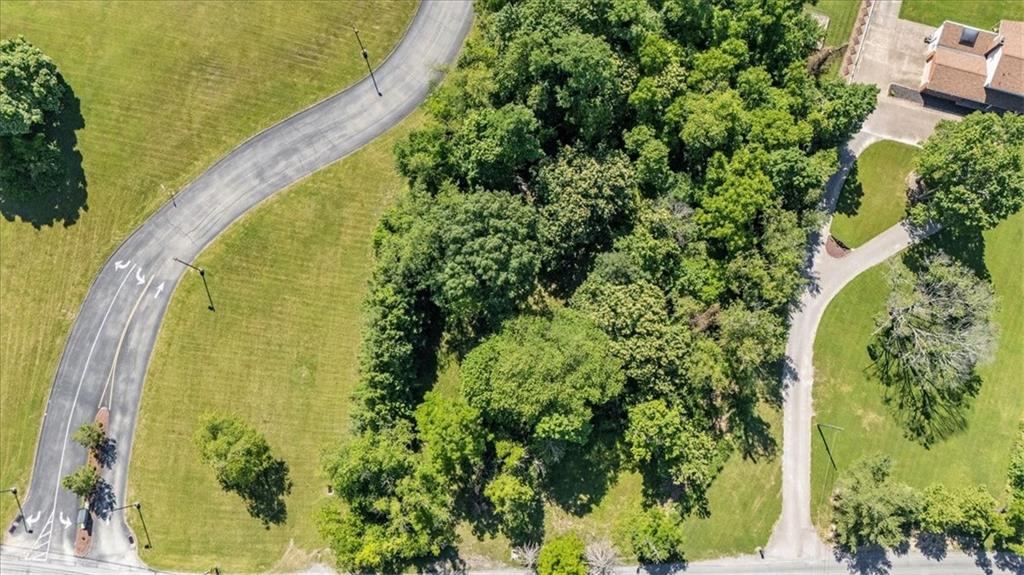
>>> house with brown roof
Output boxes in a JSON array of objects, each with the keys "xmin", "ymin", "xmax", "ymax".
[{"xmin": 920, "ymin": 20, "xmax": 1024, "ymax": 113}]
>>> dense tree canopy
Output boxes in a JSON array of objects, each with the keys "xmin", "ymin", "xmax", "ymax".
[
  {"xmin": 0, "ymin": 36, "xmax": 64, "ymax": 136},
  {"xmin": 462, "ymin": 310, "xmax": 624, "ymax": 452},
  {"xmin": 627, "ymin": 506, "xmax": 687, "ymax": 564},
  {"xmin": 537, "ymin": 532, "xmax": 587, "ymax": 575},
  {"xmin": 61, "ymin": 465, "xmax": 99, "ymax": 500},
  {"xmin": 0, "ymin": 37, "xmax": 68, "ymax": 202},
  {"xmin": 325, "ymin": 0, "xmax": 880, "ymax": 567},
  {"xmin": 625, "ymin": 399, "xmax": 724, "ymax": 515},
  {"xmin": 73, "ymin": 422, "xmax": 105, "ymax": 452},
  {"xmin": 831, "ymin": 455, "xmax": 921, "ymax": 550},
  {"xmin": 910, "ymin": 112, "xmax": 1024, "ymax": 230}
]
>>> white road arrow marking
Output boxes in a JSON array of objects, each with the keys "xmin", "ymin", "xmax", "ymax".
[
  {"xmin": 135, "ymin": 268, "xmax": 145, "ymax": 285},
  {"xmin": 59, "ymin": 512, "xmax": 71, "ymax": 530},
  {"xmin": 25, "ymin": 510, "xmax": 41, "ymax": 526},
  {"xmin": 154, "ymin": 282, "xmax": 165, "ymax": 299},
  {"xmin": 114, "ymin": 260, "xmax": 130, "ymax": 270}
]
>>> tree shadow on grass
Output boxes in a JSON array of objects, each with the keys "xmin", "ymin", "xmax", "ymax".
[
  {"xmin": 916, "ymin": 225, "xmax": 989, "ymax": 281},
  {"xmin": 834, "ymin": 161, "xmax": 863, "ymax": 218},
  {"xmin": 869, "ymin": 340, "xmax": 980, "ymax": 448},
  {"xmin": 544, "ymin": 416, "xmax": 624, "ymax": 517},
  {"xmin": 237, "ymin": 458, "xmax": 292, "ymax": 528},
  {"xmin": 729, "ymin": 388, "xmax": 778, "ymax": 462},
  {"xmin": 0, "ymin": 79, "xmax": 88, "ymax": 228}
]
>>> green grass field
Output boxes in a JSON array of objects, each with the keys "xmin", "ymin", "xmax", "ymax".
[
  {"xmin": 899, "ymin": 0, "xmax": 1024, "ymax": 29},
  {"xmin": 128, "ymin": 112, "xmax": 425, "ymax": 572},
  {"xmin": 830, "ymin": 140, "xmax": 919, "ymax": 249},
  {"xmin": 808, "ymin": 0, "xmax": 863, "ymax": 47},
  {"xmin": 0, "ymin": 0, "xmax": 417, "ymax": 528},
  {"xmin": 811, "ymin": 212, "xmax": 1024, "ymax": 530}
]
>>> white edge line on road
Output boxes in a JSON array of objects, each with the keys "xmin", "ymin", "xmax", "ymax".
[
  {"xmin": 40, "ymin": 263, "xmax": 136, "ymax": 558},
  {"xmin": 100, "ymin": 275, "xmax": 154, "ymax": 410}
]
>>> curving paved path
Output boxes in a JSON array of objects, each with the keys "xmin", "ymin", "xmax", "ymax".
[
  {"xmin": 3, "ymin": 1, "xmax": 473, "ymax": 567},
  {"xmin": 766, "ymin": 95, "xmax": 957, "ymax": 561}
]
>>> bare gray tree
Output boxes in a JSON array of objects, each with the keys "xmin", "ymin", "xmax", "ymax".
[
  {"xmin": 512, "ymin": 542, "xmax": 541, "ymax": 572},
  {"xmin": 585, "ymin": 540, "xmax": 618, "ymax": 575},
  {"xmin": 872, "ymin": 251, "xmax": 996, "ymax": 444}
]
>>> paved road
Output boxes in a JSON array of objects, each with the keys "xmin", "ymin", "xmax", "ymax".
[
  {"xmin": 764, "ymin": 102, "xmax": 952, "ymax": 560},
  {"xmin": 764, "ymin": 0, "xmax": 965, "ymax": 559},
  {"xmin": 2, "ymin": 0, "xmax": 473, "ymax": 567}
]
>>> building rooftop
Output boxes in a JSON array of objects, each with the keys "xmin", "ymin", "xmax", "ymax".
[{"xmin": 922, "ymin": 19, "xmax": 1024, "ymax": 111}]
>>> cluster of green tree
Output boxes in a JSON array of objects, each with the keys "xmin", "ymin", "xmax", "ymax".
[
  {"xmin": 869, "ymin": 112, "xmax": 1023, "ymax": 447},
  {"xmin": 61, "ymin": 422, "xmax": 111, "ymax": 501},
  {"xmin": 871, "ymin": 251, "xmax": 996, "ymax": 446},
  {"xmin": 909, "ymin": 112, "xmax": 1023, "ymax": 232},
  {"xmin": 0, "ymin": 36, "xmax": 66, "ymax": 200},
  {"xmin": 319, "ymin": 0, "xmax": 878, "ymax": 569},
  {"xmin": 194, "ymin": 414, "xmax": 292, "ymax": 526},
  {"xmin": 832, "ymin": 431, "xmax": 1024, "ymax": 553}
]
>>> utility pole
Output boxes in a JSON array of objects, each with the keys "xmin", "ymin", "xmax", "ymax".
[
  {"xmin": 353, "ymin": 28, "xmax": 382, "ymax": 96},
  {"xmin": 173, "ymin": 257, "xmax": 216, "ymax": 312},
  {"xmin": 6, "ymin": 487, "xmax": 31, "ymax": 533}
]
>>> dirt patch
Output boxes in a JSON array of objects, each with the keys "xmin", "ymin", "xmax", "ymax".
[
  {"xmin": 74, "ymin": 525, "xmax": 92, "ymax": 556},
  {"xmin": 826, "ymin": 235, "xmax": 851, "ymax": 258}
]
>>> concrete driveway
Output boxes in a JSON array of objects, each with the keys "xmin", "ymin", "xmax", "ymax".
[{"xmin": 852, "ymin": 0, "xmax": 936, "ymax": 89}]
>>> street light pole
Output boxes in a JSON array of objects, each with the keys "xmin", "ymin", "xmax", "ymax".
[
  {"xmin": 6, "ymin": 487, "xmax": 32, "ymax": 533},
  {"xmin": 353, "ymin": 28, "xmax": 382, "ymax": 96}
]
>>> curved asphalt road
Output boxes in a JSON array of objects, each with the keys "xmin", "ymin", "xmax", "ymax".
[{"xmin": 3, "ymin": 1, "xmax": 473, "ymax": 566}]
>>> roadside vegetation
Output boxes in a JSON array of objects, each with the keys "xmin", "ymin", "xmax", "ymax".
[
  {"xmin": 128, "ymin": 113, "xmax": 424, "ymax": 572},
  {"xmin": 314, "ymin": 0, "xmax": 877, "ymax": 571},
  {"xmin": 899, "ymin": 0, "xmax": 1024, "ymax": 29},
  {"xmin": 0, "ymin": 0, "xmax": 417, "ymax": 526},
  {"xmin": 830, "ymin": 140, "xmax": 918, "ymax": 249},
  {"xmin": 812, "ymin": 110, "xmax": 1023, "ymax": 553}
]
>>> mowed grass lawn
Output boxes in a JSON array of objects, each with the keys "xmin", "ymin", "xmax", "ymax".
[
  {"xmin": 129, "ymin": 113, "xmax": 425, "ymax": 572},
  {"xmin": 900, "ymin": 0, "xmax": 1024, "ymax": 29},
  {"xmin": 0, "ymin": 0, "xmax": 416, "ymax": 527},
  {"xmin": 830, "ymin": 140, "xmax": 919, "ymax": 249},
  {"xmin": 808, "ymin": 0, "xmax": 863, "ymax": 47},
  {"xmin": 811, "ymin": 212, "xmax": 1024, "ymax": 530}
]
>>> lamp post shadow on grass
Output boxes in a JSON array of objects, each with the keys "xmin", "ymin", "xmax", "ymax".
[
  {"xmin": 353, "ymin": 28, "xmax": 382, "ymax": 97},
  {"xmin": 173, "ymin": 257, "xmax": 216, "ymax": 312}
]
